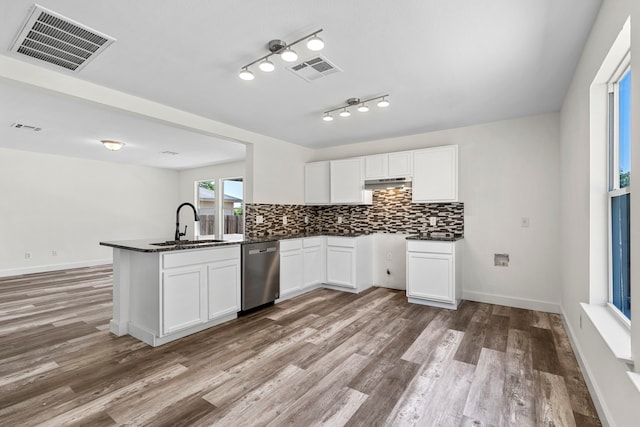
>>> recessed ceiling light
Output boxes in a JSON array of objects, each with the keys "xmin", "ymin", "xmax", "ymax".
[{"xmin": 101, "ymin": 140, "xmax": 125, "ymax": 151}]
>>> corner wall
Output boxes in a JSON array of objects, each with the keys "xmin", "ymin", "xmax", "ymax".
[
  {"xmin": 0, "ymin": 148, "xmax": 179, "ymax": 276},
  {"xmin": 560, "ymin": 0, "xmax": 640, "ymax": 425},
  {"xmin": 313, "ymin": 113, "xmax": 562, "ymax": 313}
]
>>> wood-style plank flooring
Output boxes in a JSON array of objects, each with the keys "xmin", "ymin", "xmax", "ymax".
[{"xmin": 0, "ymin": 265, "xmax": 601, "ymax": 426}]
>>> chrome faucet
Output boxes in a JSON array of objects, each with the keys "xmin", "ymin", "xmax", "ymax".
[{"xmin": 175, "ymin": 202, "xmax": 200, "ymax": 241}]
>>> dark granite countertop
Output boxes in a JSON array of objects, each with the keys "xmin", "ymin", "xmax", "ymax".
[
  {"xmin": 100, "ymin": 231, "xmax": 374, "ymax": 253},
  {"xmin": 406, "ymin": 233, "xmax": 464, "ymax": 242}
]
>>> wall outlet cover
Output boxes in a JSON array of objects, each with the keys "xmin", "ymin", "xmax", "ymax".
[
  {"xmin": 337, "ymin": 216, "xmax": 343, "ymax": 224},
  {"xmin": 283, "ymin": 215, "xmax": 287, "ymax": 225},
  {"xmin": 494, "ymin": 253, "xmax": 509, "ymax": 267},
  {"xmin": 256, "ymin": 215, "xmax": 264, "ymax": 224},
  {"xmin": 429, "ymin": 217, "xmax": 437, "ymax": 226}
]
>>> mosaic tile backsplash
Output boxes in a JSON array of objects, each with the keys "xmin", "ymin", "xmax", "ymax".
[{"xmin": 245, "ymin": 188, "xmax": 463, "ymax": 237}]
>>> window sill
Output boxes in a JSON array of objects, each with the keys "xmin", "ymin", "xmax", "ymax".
[
  {"xmin": 580, "ymin": 302, "xmax": 633, "ymax": 366},
  {"xmin": 628, "ymin": 372, "xmax": 640, "ymax": 393}
]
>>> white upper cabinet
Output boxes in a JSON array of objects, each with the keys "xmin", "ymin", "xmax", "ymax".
[
  {"xmin": 364, "ymin": 151, "xmax": 413, "ymax": 180},
  {"xmin": 388, "ymin": 151, "xmax": 413, "ymax": 177},
  {"xmin": 330, "ymin": 158, "xmax": 372, "ymax": 204},
  {"xmin": 304, "ymin": 161, "xmax": 331, "ymax": 205},
  {"xmin": 364, "ymin": 154, "xmax": 388, "ymax": 179},
  {"xmin": 412, "ymin": 145, "xmax": 458, "ymax": 203}
]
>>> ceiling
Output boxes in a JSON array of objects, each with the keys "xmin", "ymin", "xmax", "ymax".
[{"xmin": 0, "ymin": 0, "xmax": 602, "ymax": 167}]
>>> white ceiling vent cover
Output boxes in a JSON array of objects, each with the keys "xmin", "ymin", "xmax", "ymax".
[
  {"xmin": 9, "ymin": 4, "xmax": 116, "ymax": 72},
  {"xmin": 288, "ymin": 56, "xmax": 342, "ymax": 82}
]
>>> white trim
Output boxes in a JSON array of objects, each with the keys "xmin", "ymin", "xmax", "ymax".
[
  {"xmin": 0, "ymin": 258, "xmax": 112, "ymax": 278},
  {"xmin": 561, "ymin": 308, "xmax": 613, "ymax": 427},
  {"xmin": 462, "ymin": 290, "xmax": 560, "ymax": 313},
  {"xmin": 581, "ymin": 302, "xmax": 633, "ymax": 364}
]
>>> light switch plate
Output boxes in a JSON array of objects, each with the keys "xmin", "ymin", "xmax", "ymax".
[
  {"xmin": 256, "ymin": 215, "xmax": 264, "ymax": 224},
  {"xmin": 429, "ymin": 217, "xmax": 437, "ymax": 226}
]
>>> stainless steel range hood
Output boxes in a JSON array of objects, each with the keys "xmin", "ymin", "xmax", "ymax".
[{"xmin": 364, "ymin": 177, "xmax": 412, "ymax": 190}]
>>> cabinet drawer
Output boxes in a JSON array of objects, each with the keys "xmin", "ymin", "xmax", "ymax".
[
  {"xmin": 326, "ymin": 237, "xmax": 356, "ymax": 248},
  {"xmin": 407, "ymin": 240, "xmax": 453, "ymax": 254},
  {"xmin": 303, "ymin": 236, "xmax": 324, "ymax": 248},
  {"xmin": 163, "ymin": 245, "xmax": 240, "ymax": 269},
  {"xmin": 280, "ymin": 238, "xmax": 302, "ymax": 251}
]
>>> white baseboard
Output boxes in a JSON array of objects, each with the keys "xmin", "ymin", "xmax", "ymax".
[
  {"xmin": 0, "ymin": 258, "xmax": 112, "ymax": 278},
  {"xmin": 462, "ymin": 290, "xmax": 561, "ymax": 313},
  {"xmin": 561, "ymin": 308, "xmax": 612, "ymax": 427}
]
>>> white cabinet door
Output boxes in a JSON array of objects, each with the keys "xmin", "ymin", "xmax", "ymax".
[
  {"xmin": 364, "ymin": 154, "xmax": 388, "ymax": 179},
  {"xmin": 207, "ymin": 258, "xmax": 240, "ymax": 320},
  {"xmin": 330, "ymin": 158, "xmax": 370, "ymax": 204},
  {"xmin": 302, "ymin": 245, "xmax": 323, "ymax": 287},
  {"xmin": 305, "ymin": 161, "xmax": 331, "ymax": 204},
  {"xmin": 388, "ymin": 151, "xmax": 413, "ymax": 177},
  {"xmin": 326, "ymin": 246, "xmax": 356, "ymax": 288},
  {"xmin": 162, "ymin": 265, "xmax": 207, "ymax": 335},
  {"xmin": 412, "ymin": 145, "xmax": 458, "ymax": 202},
  {"xmin": 407, "ymin": 252, "xmax": 454, "ymax": 303},
  {"xmin": 280, "ymin": 249, "xmax": 303, "ymax": 296}
]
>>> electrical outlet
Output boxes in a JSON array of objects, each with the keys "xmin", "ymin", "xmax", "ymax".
[
  {"xmin": 24, "ymin": 252, "xmax": 31, "ymax": 260},
  {"xmin": 256, "ymin": 215, "xmax": 264, "ymax": 224},
  {"xmin": 494, "ymin": 253, "xmax": 509, "ymax": 267},
  {"xmin": 304, "ymin": 216, "xmax": 309, "ymax": 224},
  {"xmin": 429, "ymin": 217, "xmax": 437, "ymax": 226},
  {"xmin": 282, "ymin": 215, "xmax": 287, "ymax": 225},
  {"xmin": 337, "ymin": 216, "xmax": 343, "ymax": 224},
  {"xmin": 520, "ymin": 217, "xmax": 530, "ymax": 228},
  {"xmin": 52, "ymin": 250, "xmax": 57, "ymax": 257}
]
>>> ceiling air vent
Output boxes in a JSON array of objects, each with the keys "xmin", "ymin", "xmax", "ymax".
[
  {"xmin": 10, "ymin": 122, "xmax": 42, "ymax": 132},
  {"xmin": 9, "ymin": 4, "xmax": 116, "ymax": 72},
  {"xmin": 288, "ymin": 56, "xmax": 342, "ymax": 82}
]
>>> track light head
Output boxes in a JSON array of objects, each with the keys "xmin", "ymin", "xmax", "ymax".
[
  {"xmin": 307, "ymin": 34, "xmax": 324, "ymax": 51},
  {"xmin": 239, "ymin": 68, "xmax": 254, "ymax": 80},
  {"xmin": 357, "ymin": 103, "xmax": 369, "ymax": 113},
  {"xmin": 281, "ymin": 48, "xmax": 298, "ymax": 62},
  {"xmin": 339, "ymin": 108, "xmax": 351, "ymax": 118},
  {"xmin": 259, "ymin": 59, "xmax": 275, "ymax": 72},
  {"xmin": 323, "ymin": 113, "xmax": 334, "ymax": 122},
  {"xmin": 377, "ymin": 97, "xmax": 390, "ymax": 108}
]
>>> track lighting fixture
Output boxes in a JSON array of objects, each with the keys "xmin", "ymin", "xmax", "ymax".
[
  {"xmin": 322, "ymin": 95, "xmax": 390, "ymax": 121},
  {"xmin": 239, "ymin": 29, "xmax": 324, "ymax": 80}
]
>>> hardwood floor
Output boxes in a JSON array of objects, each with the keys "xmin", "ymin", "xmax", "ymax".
[{"xmin": 0, "ymin": 265, "xmax": 601, "ymax": 426}]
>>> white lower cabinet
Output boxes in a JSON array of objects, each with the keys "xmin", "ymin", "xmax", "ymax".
[
  {"xmin": 324, "ymin": 236, "xmax": 372, "ymax": 293},
  {"xmin": 302, "ymin": 239, "xmax": 324, "ymax": 287},
  {"xmin": 280, "ymin": 237, "xmax": 325, "ymax": 299},
  {"xmin": 406, "ymin": 240, "xmax": 462, "ymax": 309},
  {"xmin": 162, "ymin": 265, "xmax": 207, "ymax": 334},
  {"xmin": 207, "ymin": 257, "xmax": 241, "ymax": 320},
  {"xmin": 280, "ymin": 239, "xmax": 304, "ymax": 297},
  {"xmin": 125, "ymin": 245, "xmax": 240, "ymax": 347}
]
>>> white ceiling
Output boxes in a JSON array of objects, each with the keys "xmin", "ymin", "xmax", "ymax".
[{"xmin": 0, "ymin": 0, "xmax": 601, "ymax": 167}]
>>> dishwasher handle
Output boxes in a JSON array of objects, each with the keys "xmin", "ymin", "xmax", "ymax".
[{"xmin": 248, "ymin": 246, "xmax": 277, "ymax": 255}]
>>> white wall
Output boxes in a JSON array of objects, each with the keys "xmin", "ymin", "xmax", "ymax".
[
  {"xmin": 313, "ymin": 113, "xmax": 562, "ymax": 312},
  {"xmin": 245, "ymin": 139, "xmax": 314, "ymax": 204},
  {"xmin": 560, "ymin": 0, "xmax": 640, "ymax": 425},
  {"xmin": 0, "ymin": 55, "xmax": 311, "ymax": 206},
  {"xmin": 0, "ymin": 148, "xmax": 178, "ymax": 276}
]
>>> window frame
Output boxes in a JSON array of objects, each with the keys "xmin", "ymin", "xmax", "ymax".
[{"xmin": 607, "ymin": 52, "xmax": 631, "ymax": 324}]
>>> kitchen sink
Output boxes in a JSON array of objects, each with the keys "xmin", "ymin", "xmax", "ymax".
[{"xmin": 150, "ymin": 239, "xmax": 226, "ymax": 246}]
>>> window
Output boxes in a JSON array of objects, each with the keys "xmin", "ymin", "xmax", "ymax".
[
  {"xmin": 194, "ymin": 177, "xmax": 244, "ymax": 239},
  {"xmin": 608, "ymin": 59, "xmax": 631, "ymax": 320},
  {"xmin": 196, "ymin": 180, "xmax": 216, "ymax": 237}
]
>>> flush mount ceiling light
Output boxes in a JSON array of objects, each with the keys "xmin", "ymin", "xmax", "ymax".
[
  {"xmin": 239, "ymin": 29, "xmax": 324, "ymax": 80},
  {"xmin": 100, "ymin": 140, "xmax": 125, "ymax": 151},
  {"xmin": 322, "ymin": 95, "xmax": 390, "ymax": 121}
]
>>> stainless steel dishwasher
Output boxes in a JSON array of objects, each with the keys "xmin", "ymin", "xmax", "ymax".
[{"xmin": 241, "ymin": 241, "xmax": 280, "ymax": 311}]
